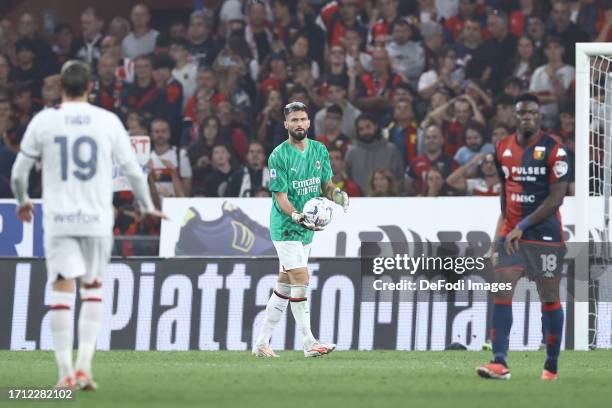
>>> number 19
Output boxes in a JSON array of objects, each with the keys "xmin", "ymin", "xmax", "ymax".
[{"xmin": 54, "ymin": 135, "xmax": 98, "ymax": 181}]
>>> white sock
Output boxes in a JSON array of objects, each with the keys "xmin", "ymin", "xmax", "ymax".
[
  {"xmin": 50, "ymin": 291, "xmax": 75, "ymax": 380},
  {"xmin": 255, "ymin": 283, "xmax": 290, "ymax": 347},
  {"xmin": 290, "ymin": 285, "xmax": 317, "ymax": 349},
  {"xmin": 75, "ymin": 283, "xmax": 104, "ymax": 374}
]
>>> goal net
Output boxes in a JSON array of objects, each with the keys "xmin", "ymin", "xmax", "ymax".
[{"xmin": 578, "ymin": 44, "xmax": 612, "ymax": 349}]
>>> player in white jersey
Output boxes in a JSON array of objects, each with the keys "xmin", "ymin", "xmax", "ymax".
[{"xmin": 10, "ymin": 60, "xmax": 166, "ymax": 390}]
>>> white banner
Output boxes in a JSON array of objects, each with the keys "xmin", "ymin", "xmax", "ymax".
[
  {"xmin": 113, "ymin": 135, "xmax": 151, "ymax": 192},
  {"xmin": 160, "ymin": 197, "xmax": 580, "ymax": 257}
]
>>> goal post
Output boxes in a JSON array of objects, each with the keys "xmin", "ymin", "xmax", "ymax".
[{"xmin": 575, "ymin": 43, "xmax": 612, "ymax": 350}]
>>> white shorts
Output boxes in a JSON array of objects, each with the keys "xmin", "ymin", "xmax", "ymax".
[
  {"xmin": 44, "ymin": 236, "xmax": 113, "ymax": 284},
  {"xmin": 272, "ymin": 241, "xmax": 312, "ymax": 272}
]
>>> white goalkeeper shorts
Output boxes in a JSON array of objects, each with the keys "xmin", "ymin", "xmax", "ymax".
[
  {"xmin": 272, "ymin": 241, "xmax": 312, "ymax": 272},
  {"xmin": 44, "ymin": 235, "xmax": 113, "ymax": 284}
]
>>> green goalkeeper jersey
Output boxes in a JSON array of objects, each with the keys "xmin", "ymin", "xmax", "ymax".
[{"xmin": 268, "ymin": 139, "xmax": 333, "ymax": 244}]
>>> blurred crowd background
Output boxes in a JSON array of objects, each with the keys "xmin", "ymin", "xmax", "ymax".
[{"xmin": 0, "ymin": 0, "xmax": 597, "ymax": 252}]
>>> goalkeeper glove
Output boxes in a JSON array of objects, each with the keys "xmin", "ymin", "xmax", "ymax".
[
  {"xmin": 291, "ymin": 211, "xmax": 324, "ymax": 231},
  {"xmin": 332, "ymin": 188, "xmax": 349, "ymax": 211}
]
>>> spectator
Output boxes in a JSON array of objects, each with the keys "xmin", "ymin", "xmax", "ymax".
[
  {"xmin": 226, "ymin": 141, "xmax": 270, "ymax": 197},
  {"xmin": 418, "ymin": 46, "xmax": 464, "ymax": 100},
  {"xmin": 370, "ymin": 0, "xmax": 400, "ymax": 45},
  {"xmin": 270, "ymin": 0, "xmax": 299, "ymax": 46},
  {"xmin": 369, "ymin": 169, "xmax": 398, "ymax": 197},
  {"xmin": 122, "ymin": 4, "xmax": 159, "ymax": 59},
  {"xmin": 169, "ymin": 20, "xmax": 187, "ymax": 40},
  {"xmin": 556, "ymin": 101, "xmax": 575, "ymax": 154},
  {"xmin": 596, "ymin": 3, "xmax": 612, "ymax": 42},
  {"xmin": 384, "ymin": 99, "xmax": 418, "ymax": 168},
  {"xmin": 184, "ymin": 65, "xmax": 226, "ymax": 122},
  {"xmin": 454, "ymin": 18, "xmax": 484, "ymax": 67},
  {"xmin": 343, "ymin": 26, "xmax": 372, "ymax": 76},
  {"xmin": 92, "ymin": 53, "xmax": 122, "ymax": 111},
  {"xmin": 426, "ymin": 95, "xmax": 485, "ymax": 157},
  {"xmin": 345, "ymin": 113, "xmax": 404, "ymax": 195},
  {"xmin": 187, "ymin": 10, "xmax": 222, "ymax": 67},
  {"xmin": 0, "ymin": 54, "xmax": 10, "ymax": 88},
  {"xmin": 170, "ymin": 38, "xmax": 197, "ymax": 105},
  {"xmin": 526, "ymin": 15, "xmax": 547, "ymax": 51},
  {"xmin": 292, "ymin": 58, "xmax": 324, "ymax": 110},
  {"xmin": 354, "ymin": 47, "xmax": 402, "ymax": 116},
  {"xmin": 317, "ymin": 0, "xmax": 367, "ymax": 46},
  {"xmin": 314, "ymin": 76, "xmax": 361, "ymax": 139},
  {"xmin": 126, "ymin": 110, "xmax": 147, "ymax": 136},
  {"xmin": 386, "ymin": 17, "xmax": 425, "ymax": 86},
  {"xmin": 289, "ymin": 33, "xmax": 320, "ymax": 79},
  {"xmin": 445, "ymin": 0, "xmax": 480, "ymax": 41},
  {"xmin": 149, "ymin": 118, "xmax": 191, "ymax": 198},
  {"xmin": 256, "ymin": 88, "xmax": 282, "ymax": 154},
  {"xmin": 420, "ymin": 21, "xmax": 444, "ymax": 71},
  {"xmin": 215, "ymin": 100, "xmax": 249, "ymax": 163},
  {"xmin": 446, "ymin": 152, "xmax": 501, "ymax": 196},
  {"xmin": 575, "ymin": 0, "xmax": 598, "ymax": 40},
  {"xmin": 257, "ymin": 51, "xmax": 289, "ymax": 96},
  {"xmin": 488, "ymin": 95, "xmax": 515, "ymax": 133},
  {"xmin": 245, "ymin": 0, "xmax": 274, "ymax": 66},
  {"xmin": 41, "ymin": 74, "xmax": 61, "ymax": 107},
  {"xmin": 557, "ymin": 101, "xmax": 575, "ymax": 195},
  {"xmin": 203, "ymin": 144, "xmax": 234, "ymax": 197},
  {"xmin": 52, "ymin": 23, "xmax": 75, "ymax": 66},
  {"xmin": 322, "ymin": 44, "xmax": 350, "ymax": 85},
  {"xmin": 10, "ymin": 39, "xmax": 44, "ymax": 97},
  {"xmin": 419, "ymin": 167, "xmax": 452, "ymax": 197},
  {"xmin": 405, "ymin": 124, "xmax": 458, "ymax": 196},
  {"xmin": 0, "ymin": 140, "xmax": 16, "ymax": 197},
  {"xmin": 453, "ymin": 120, "xmax": 495, "ymax": 174},
  {"xmin": 15, "ymin": 13, "xmax": 57, "ymax": 76},
  {"xmin": 529, "ymin": 37, "xmax": 575, "ymax": 130},
  {"xmin": 329, "ymin": 146, "xmax": 362, "ymax": 197},
  {"xmin": 490, "ymin": 123, "xmax": 511, "ymax": 146},
  {"xmin": 464, "ymin": 79, "xmax": 493, "ymax": 117},
  {"xmin": 73, "ymin": 8, "xmax": 103, "ymax": 65},
  {"xmin": 414, "ymin": 0, "xmax": 442, "ymax": 24},
  {"xmin": 502, "ymin": 77, "xmax": 523, "ymax": 99},
  {"xmin": 0, "ymin": 96, "xmax": 20, "ymax": 151},
  {"xmin": 109, "ymin": 16, "xmax": 131, "ymax": 44},
  {"xmin": 187, "ymin": 115, "xmax": 222, "ymax": 191},
  {"xmin": 316, "ymin": 104, "xmax": 351, "ymax": 154},
  {"xmin": 212, "ymin": 33, "xmax": 256, "ymax": 118},
  {"xmin": 548, "ymin": 0, "xmax": 589, "ymax": 65},
  {"xmin": 509, "ymin": 0, "xmax": 540, "ymax": 37},
  {"xmin": 220, "ymin": 0, "xmax": 245, "ymax": 32},
  {"xmin": 479, "ymin": 10, "xmax": 517, "ymax": 92},
  {"xmin": 152, "ymin": 53, "xmax": 183, "ymax": 141},
  {"xmin": 120, "ymin": 54, "xmax": 161, "ymax": 123},
  {"xmin": 12, "ymin": 82, "xmax": 40, "ymax": 128},
  {"xmin": 507, "ymin": 35, "xmax": 541, "ymax": 88},
  {"xmin": 100, "ymin": 35, "xmax": 134, "ymax": 83}
]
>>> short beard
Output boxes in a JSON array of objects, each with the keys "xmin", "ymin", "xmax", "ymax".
[
  {"xmin": 289, "ymin": 129, "xmax": 307, "ymax": 140},
  {"xmin": 522, "ymin": 128, "xmax": 534, "ymax": 139}
]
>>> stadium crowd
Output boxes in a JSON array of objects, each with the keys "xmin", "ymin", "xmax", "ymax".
[{"xmin": 0, "ymin": 0, "xmax": 593, "ymax": 250}]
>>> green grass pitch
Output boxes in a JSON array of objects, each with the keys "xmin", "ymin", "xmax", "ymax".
[{"xmin": 1, "ymin": 350, "xmax": 610, "ymax": 408}]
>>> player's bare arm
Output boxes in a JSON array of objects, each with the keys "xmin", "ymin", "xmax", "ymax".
[{"xmin": 10, "ymin": 152, "xmax": 37, "ymax": 223}]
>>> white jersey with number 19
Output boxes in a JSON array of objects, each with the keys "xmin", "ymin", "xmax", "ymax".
[{"xmin": 19, "ymin": 102, "xmax": 137, "ymax": 237}]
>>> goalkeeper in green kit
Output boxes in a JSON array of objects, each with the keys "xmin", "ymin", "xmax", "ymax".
[{"xmin": 253, "ymin": 102, "xmax": 350, "ymax": 358}]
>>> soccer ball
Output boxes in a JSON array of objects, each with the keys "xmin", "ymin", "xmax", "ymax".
[{"xmin": 302, "ymin": 197, "xmax": 333, "ymax": 228}]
